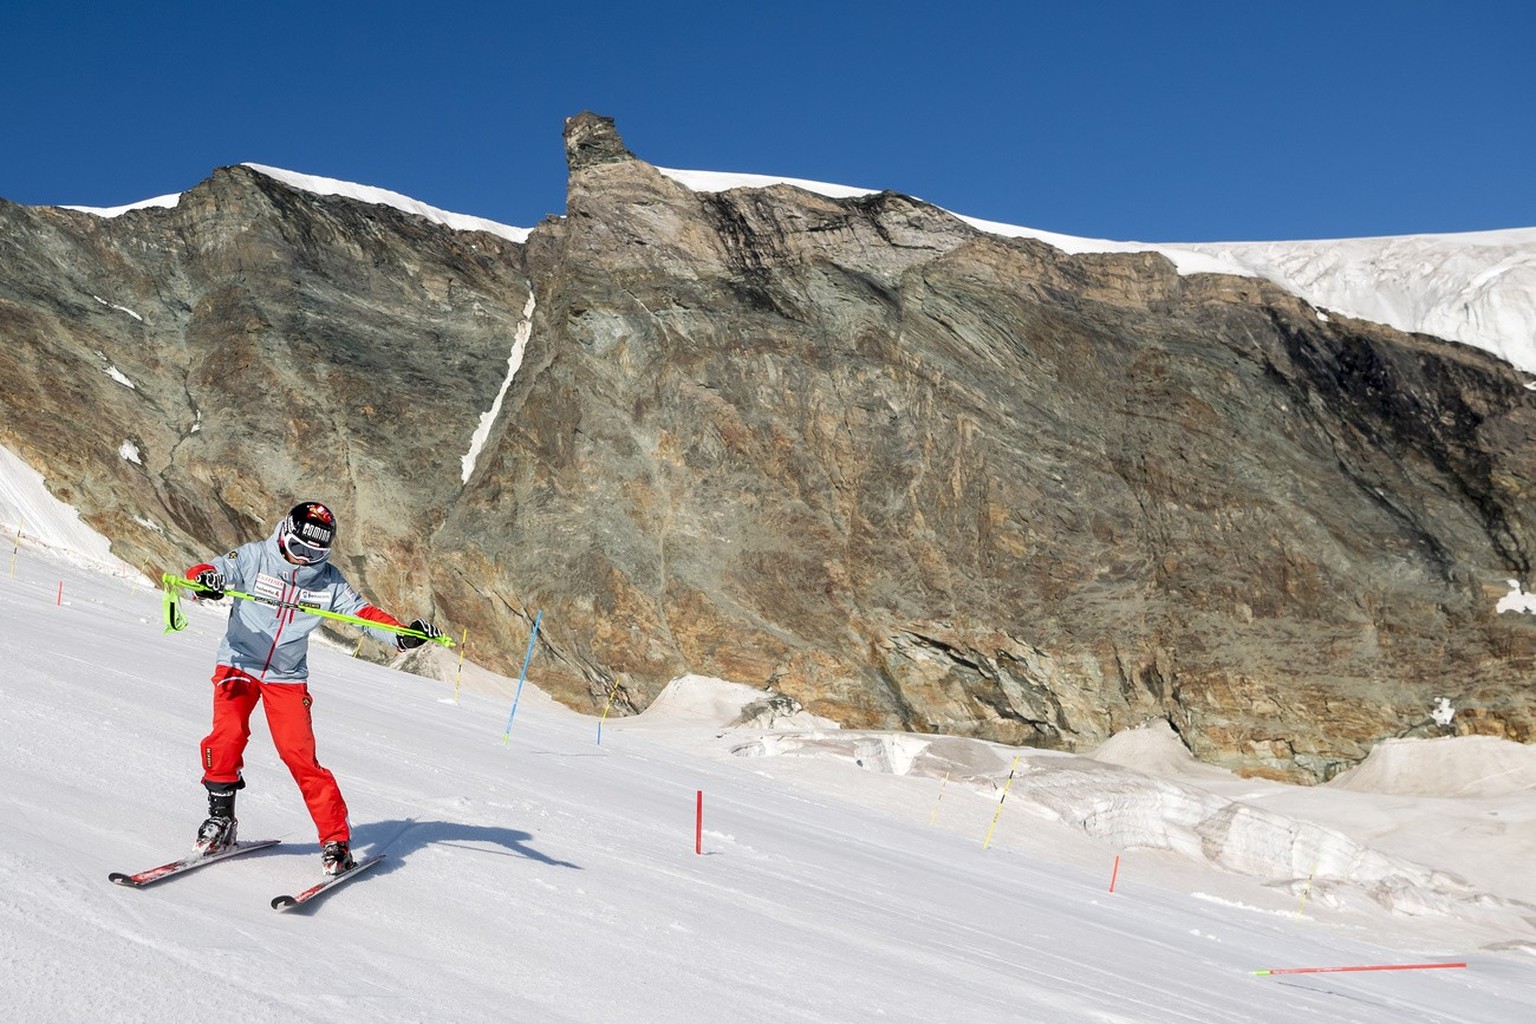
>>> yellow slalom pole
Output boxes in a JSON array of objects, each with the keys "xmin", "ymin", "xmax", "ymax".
[
  {"xmin": 454, "ymin": 628, "xmax": 468, "ymax": 702},
  {"xmin": 982, "ymin": 756, "xmax": 1023, "ymax": 849},
  {"xmin": 1293, "ymin": 860, "xmax": 1319, "ymax": 920},
  {"xmin": 9, "ymin": 523, "xmax": 22, "ymax": 578},
  {"xmin": 597, "ymin": 677, "xmax": 623, "ymax": 745},
  {"xmin": 928, "ymin": 772, "xmax": 951, "ymax": 826}
]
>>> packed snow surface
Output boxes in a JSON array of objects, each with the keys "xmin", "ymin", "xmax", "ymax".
[{"xmin": 3, "ymin": 443, "xmax": 1536, "ymax": 1022}]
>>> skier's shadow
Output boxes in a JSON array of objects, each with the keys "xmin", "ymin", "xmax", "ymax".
[{"xmin": 348, "ymin": 818, "xmax": 582, "ymax": 876}]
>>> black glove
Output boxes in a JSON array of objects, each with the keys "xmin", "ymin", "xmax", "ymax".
[
  {"xmin": 195, "ymin": 569, "xmax": 226, "ymax": 600},
  {"xmin": 397, "ymin": 618, "xmax": 443, "ymax": 651}
]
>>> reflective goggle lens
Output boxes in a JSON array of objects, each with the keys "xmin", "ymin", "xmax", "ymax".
[{"xmin": 282, "ymin": 531, "xmax": 330, "ymax": 564}]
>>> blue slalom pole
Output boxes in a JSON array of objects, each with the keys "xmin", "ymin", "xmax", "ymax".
[{"xmin": 502, "ymin": 610, "xmax": 542, "ymax": 741}]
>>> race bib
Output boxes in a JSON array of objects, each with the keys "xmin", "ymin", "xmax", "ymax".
[{"xmin": 253, "ymin": 573, "xmax": 330, "ymax": 609}]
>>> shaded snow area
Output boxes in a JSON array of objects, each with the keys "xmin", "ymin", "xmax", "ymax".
[{"xmin": 4, "ymin": 448, "xmax": 1535, "ymax": 1020}]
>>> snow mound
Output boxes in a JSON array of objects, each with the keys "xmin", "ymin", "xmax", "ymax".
[
  {"xmin": 637, "ymin": 674, "xmax": 837, "ymax": 731},
  {"xmin": 730, "ymin": 721, "xmax": 1529, "ymax": 925},
  {"xmin": 1092, "ymin": 719, "xmax": 1234, "ymax": 784},
  {"xmin": 1328, "ymin": 736, "xmax": 1536, "ymax": 798}
]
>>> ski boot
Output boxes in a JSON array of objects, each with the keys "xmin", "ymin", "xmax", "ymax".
[
  {"xmin": 195, "ymin": 815, "xmax": 238, "ymax": 855},
  {"xmin": 321, "ymin": 840, "xmax": 356, "ymax": 876},
  {"xmin": 195, "ymin": 780, "xmax": 240, "ymax": 855}
]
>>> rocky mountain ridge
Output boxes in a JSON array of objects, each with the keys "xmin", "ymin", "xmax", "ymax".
[{"xmin": 3, "ymin": 112, "xmax": 1534, "ymax": 781}]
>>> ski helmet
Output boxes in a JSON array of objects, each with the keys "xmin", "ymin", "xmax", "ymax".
[{"xmin": 279, "ymin": 501, "xmax": 336, "ymax": 565}]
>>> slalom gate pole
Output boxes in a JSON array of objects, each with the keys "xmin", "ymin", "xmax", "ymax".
[
  {"xmin": 1109, "ymin": 855, "xmax": 1121, "ymax": 893},
  {"xmin": 597, "ymin": 677, "xmax": 623, "ymax": 745},
  {"xmin": 501, "ymin": 610, "xmax": 543, "ymax": 741},
  {"xmin": 454, "ymin": 628, "xmax": 467, "ymax": 702},
  {"xmin": 928, "ymin": 772, "xmax": 950, "ymax": 826},
  {"xmin": 1253, "ymin": 962, "xmax": 1467, "ymax": 977},
  {"xmin": 982, "ymin": 755, "xmax": 1022, "ymax": 849},
  {"xmin": 1293, "ymin": 860, "xmax": 1319, "ymax": 920},
  {"xmin": 160, "ymin": 573, "xmax": 454, "ymax": 647},
  {"xmin": 8, "ymin": 524, "xmax": 20, "ymax": 578},
  {"xmin": 695, "ymin": 790, "xmax": 703, "ymax": 855}
]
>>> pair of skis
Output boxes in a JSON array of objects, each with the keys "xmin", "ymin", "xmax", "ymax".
[{"xmin": 109, "ymin": 840, "xmax": 382, "ymax": 911}]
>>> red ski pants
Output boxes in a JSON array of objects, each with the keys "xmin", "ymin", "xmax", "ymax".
[{"xmin": 199, "ymin": 665, "xmax": 350, "ymax": 844}]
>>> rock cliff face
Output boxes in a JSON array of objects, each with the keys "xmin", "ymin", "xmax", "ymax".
[{"xmin": 4, "ymin": 112, "xmax": 1535, "ymax": 781}]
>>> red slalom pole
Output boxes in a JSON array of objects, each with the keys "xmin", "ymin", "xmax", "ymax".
[
  {"xmin": 1109, "ymin": 855, "xmax": 1121, "ymax": 893},
  {"xmin": 56, "ymin": 581, "xmax": 63, "ymax": 605},
  {"xmin": 695, "ymin": 790, "xmax": 703, "ymax": 855},
  {"xmin": 1254, "ymin": 962, "xmax": 1467, "ymax": 977}
]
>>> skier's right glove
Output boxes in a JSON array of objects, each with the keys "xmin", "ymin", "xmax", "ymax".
[
  {"xmin": 195, "ymin": 569, "xmax": 226, "ymax": 600},
  {"xmin": 397, "ymin": 619, "xmax": 443, "ymax": 650}
]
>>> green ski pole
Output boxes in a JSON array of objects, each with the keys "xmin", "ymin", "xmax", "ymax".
[{"xmin": 161, "ymin": 573, "xmax": 454, "ymax": 647}]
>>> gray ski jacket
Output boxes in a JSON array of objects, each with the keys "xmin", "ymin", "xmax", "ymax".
[{"xmin": 189, "ymin": 524, "xmax": 403, "ymax": 682}]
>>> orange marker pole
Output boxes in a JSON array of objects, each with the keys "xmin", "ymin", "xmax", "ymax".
[
  {"xmin": 695, "ymin": 790, "xmax": 703, "ymax": 855},
  {"xmin": 1109, "ymin": 855, "xmax": 1121, "ymax": 893}
]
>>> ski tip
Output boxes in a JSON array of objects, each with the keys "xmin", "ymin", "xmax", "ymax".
[
  {"xmin": 271, "ymin": 895, "xmax": 298, "ymax": 910},
  {"xmin": 108, "ymin": 873, "xmax": 140, "ymax": 887}
]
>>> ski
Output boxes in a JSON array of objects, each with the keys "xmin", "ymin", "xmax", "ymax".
[
  {"xmin": 271, "ymin": 853, "xmax": 384, "ymax": 911},
  {"xmin": 109, "ymin": 839, "xmax": 281, "ymax": 888}
]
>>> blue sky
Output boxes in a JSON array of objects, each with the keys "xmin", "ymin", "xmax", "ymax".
[{"xmin": 2, "ymin": 0, "xmax": 1531, "ymax": 242}]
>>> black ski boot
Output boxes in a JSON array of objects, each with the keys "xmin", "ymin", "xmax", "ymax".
[
  {"xmin": 321, "ymin": 840, "xmax": 355, "ymax": 876},
  {"xmin": 195, "ymin": 780, "xmax": 240, "ymax": 855}
]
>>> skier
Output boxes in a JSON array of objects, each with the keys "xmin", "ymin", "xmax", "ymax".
[{"xmin": 185, "ymin": 500, "xmax": 442, "ymax": 875}]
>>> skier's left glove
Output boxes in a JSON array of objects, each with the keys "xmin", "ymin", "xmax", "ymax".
[{"xmin": 397, "ymin": 618, "xmax": 443, "ymax": 651}]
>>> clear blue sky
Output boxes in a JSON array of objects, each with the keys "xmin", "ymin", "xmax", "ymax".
[{"xmin": 2, "ymin": 0, "xmax": 1531, "ymax": 242}]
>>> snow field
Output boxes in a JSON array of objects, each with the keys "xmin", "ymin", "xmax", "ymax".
[{"xmin": 3, "ymin": 545, "xmax": 1534, "ymax": 1022}]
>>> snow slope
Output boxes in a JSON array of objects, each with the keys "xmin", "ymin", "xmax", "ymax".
[
  {"xmin": 3, "ymin": 448, "xmax": 1536, "ymax": 1023},
  {"xmin": 1182, "ymin": 230, "xmax": 1536, "ymax": 373}
]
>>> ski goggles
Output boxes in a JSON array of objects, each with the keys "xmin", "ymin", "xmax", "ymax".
[{"xmin": 280, "ymin": 528, "xmax": 332, "ymax": 565}]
